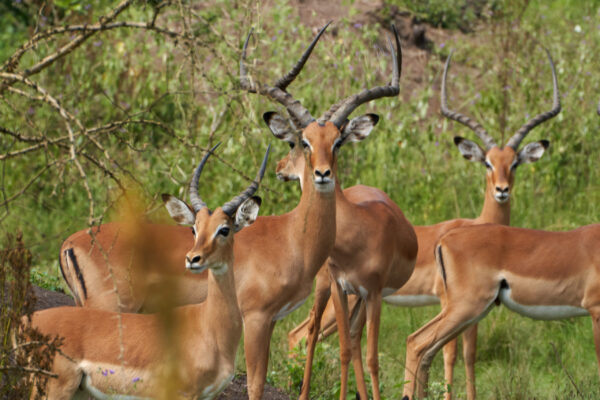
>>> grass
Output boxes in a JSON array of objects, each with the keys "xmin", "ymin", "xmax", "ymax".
[{"xmin": 2, "ymin": 0, "xmax": 600, "ymax": 398}]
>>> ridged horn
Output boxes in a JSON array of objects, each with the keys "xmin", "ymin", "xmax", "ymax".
[
  {"xmin": 221, "ymin": 144, "xmax": 271, "ymax": 217},
  {"xmin": 189, "ymin": 143, "xmax": 220, "ymax": 212}
]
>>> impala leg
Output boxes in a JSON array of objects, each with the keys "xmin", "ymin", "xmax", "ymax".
[
  {"xmin": 244, "ymin": 313, "xmax": 276, "ymax": 400},
  {"xmin": 365, "ymin": 292, "xmax": 383, "ymax": 400},
  {"xmin": 403, "ymin": 298, "xmax": 495, "ymax": 400},
  {"xmin": 331, "ymin": 279, "xmax": 352, "ymax": 400},
  {"xmin": 299, "ymin": 269, "xmax": 332, "ymax": 400},
  {"xmin": 44, "ymin": 357, "xmax": 82, "ymax": 400},
  {"xmin": 462, "ymin": 323, "xmax": 478, "ymax": 400},
  {"xmin": 320, "ymin": 293, "xmax": 357, "ymax": 339},
  {"xmin": 349, "ymin": 300, "xmax": 368, "ymax": 400},
  {"xmin": 589, "ymin": 307, "xmax": 600, "ymax": 377},
  {"xmin": 442, "ymin": 338, "xmax": 458, "ymax": 400}
]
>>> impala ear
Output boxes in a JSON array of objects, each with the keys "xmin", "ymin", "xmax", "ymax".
[
  {"xmin": 516, "ymin": 140, "xmax": 550, "ymax": 166},
  {"xmin": 264, "ymin": 112, "xmax": 296, "ymax": 142},
  {"xmin": 162, "ymin": 194, "xmax": 196, "ymax": 225},
  {"xmin": 454, "ymin": 136, "xmax": 486, "ymax": 164},
  {"xmin": 340, "ymin": 113, "xmax": 379, "ymax": 145},
  {"xmin": 233, "ymin": 196, "xmax": 261, "ymax": 232}
]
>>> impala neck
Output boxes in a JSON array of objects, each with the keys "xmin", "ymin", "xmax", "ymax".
[
  {"xmin": 476, "ymin": 185, "xmax": 511, "ymax": 225},
  {"xmin": 201, "ymin": 253, "xmax": 242, "ymax": 350},
  {"xmin": 296, "ymin": 160, "xmax": 337, "ymax": 278}
]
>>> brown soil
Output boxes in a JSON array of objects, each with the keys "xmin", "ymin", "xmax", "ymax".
[{"xmin": 217, "ymin": 375, "xmax": 290, "ymax": 400}]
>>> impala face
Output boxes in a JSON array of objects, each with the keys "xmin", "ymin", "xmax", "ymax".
[
  {"xmin": 454, "ymin": 136, "xmax": 549, "ymax": 204},
  {"xmin": 267, "ymin": 112, "xmax": 379, "ymax": 192},
  {"xmin": 163, "ymin": 195, "xmax": 261, "ymax": 274}
]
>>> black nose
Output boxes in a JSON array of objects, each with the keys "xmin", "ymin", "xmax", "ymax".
[
  {"xmin": 495, "ymin": 186, "xmax": 509, "ymax": 194},
  {"xmin": 315, "ymin": 169, "xmax": 331, "ymax": 178},
  {"xmin": 187, "ymin": 255, "xmax": 202, "ymax": 264}
]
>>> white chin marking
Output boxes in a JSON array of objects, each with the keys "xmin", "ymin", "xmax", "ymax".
[
  {"xmin": 187, "ymin": 263, "xmax": 208, "ymax": 274},
  {"xmin": 495, "ymin": 194, "xmax": 509, "ymax": 203},
  {"xmin": 210, "ymin": 263, "xmax": 228, "ymax": 276},
  {"xmin": 314, "ymin": 179, "xmax": 335, "ymax": 193},
  {"xmin": 383, "ymin": 294, "xmax": 440, "ymax": 306},
  {"xmin": 499, "ymin": 287, "xmax": 588, "ymax": 320}
]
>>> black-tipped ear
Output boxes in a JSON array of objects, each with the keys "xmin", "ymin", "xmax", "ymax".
[
  {"xmin": 367, "ymin": 113, "xmax": 380, "ymax": 126},
  {"xmin": 251, "ymin": 195, "xmax": 262, "ymax": 207},
  {"xmin": 454, "ymin": 136, "xmax": 486, "ymax": 163},
  {"xmin": 263, "ymin": 111, "xmax": 296, "ymax": 141},
  {"xmin": 263, "ymin": 111, "xmax": 277, "ymax": 125},
  {"xmin": 162, "ymin": 194, "xmax": 196, "ymax": 225}
]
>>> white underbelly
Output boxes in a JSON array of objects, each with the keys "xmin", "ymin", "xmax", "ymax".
[
  {"xmin": 383, "ymin": 294, "xmax": 440, "ymax": 306},
  {"xmin": 273, "ymin": 297, "xmax": 308, "ymax": 321},
  {"xmin": 337, "ymin": 278, "xmax": 369, "ymax": 299},
  {"xmin": 80, "ymin": 374, "xmax": 152, "ymax": 400},
  {"xmin": 499, "ymin": 287, "xmax": 589, "ymax": 320}
]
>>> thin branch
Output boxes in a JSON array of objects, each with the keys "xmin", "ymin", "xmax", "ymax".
[
  {"xmin": 1, "ymin": 0, "xmax": 133, "ymax": 79},
  {"xmin": 0, "ymin": 366, "xmax": 58, "ymax": 378}
]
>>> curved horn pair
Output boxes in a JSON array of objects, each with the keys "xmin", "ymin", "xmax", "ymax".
[
  {"xmin": 322, "ymin": 24, "xmax": 402, "ymax": 128},
  {"xmin": 241, "ymin": 24, "xmax": 403, "ymax": 129},
  {"xmin": 240, "ymin": 23, "xmax": 330, "ymax": 129},
  {"xmin": 442, "ymin": 47, "xmax": 560, "ymax": 150},
  {"xmin": 189, "ymin": 144, "xmax": 271, "ymax": 217}
]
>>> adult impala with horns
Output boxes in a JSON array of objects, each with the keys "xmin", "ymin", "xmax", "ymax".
[
  {"xmin": 58, "ymin": 23, "xmax": 406, "ymax": 399},
  {"xmin": 267, "ymin": 25, "xmax": 418, "ymax": 400},
  {"xmin": 28, "ymin": 144, "xmax": 268, "ymax": 399},
  {"xmin": 286, "ymin": 47, "xmax": 560, "ymax": 400}
]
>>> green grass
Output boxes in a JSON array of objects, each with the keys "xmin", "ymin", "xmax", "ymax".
[{"xmin": 2, "ymin": 0, "xmax": 600, "ymax": 398}]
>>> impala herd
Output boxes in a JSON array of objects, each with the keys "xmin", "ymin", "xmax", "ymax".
[{"xmin": 23, "ymin": 23, "xmax": 600, "ymax": 400}]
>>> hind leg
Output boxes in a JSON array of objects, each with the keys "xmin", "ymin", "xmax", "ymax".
[
  {"xmin": 588, "ymin": 306, "xmax": 600, "ymax": 378},
  {"xmin": 403, "ymin": 296, "xmax": 496, "ymax": 399},
  {"xmin": 44, "ymin": 357, "xmax": 82, "ymax": 400},
  {"xmin": 349, "ymin": 300, "xmax": 368, "ymax": 400},
  {"xmin": 462, "ymin": 323, "xmax": 478, "ymax": 400}
]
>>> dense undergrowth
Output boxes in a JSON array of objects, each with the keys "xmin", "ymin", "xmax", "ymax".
[{"xmin": 1, "ymin": 0, "xmax": 600, "ymax": 398}]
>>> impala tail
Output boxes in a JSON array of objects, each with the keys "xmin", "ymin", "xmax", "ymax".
[{"xmin": 59, "ymin": 244, "xmax": 86, "ymax": 306}]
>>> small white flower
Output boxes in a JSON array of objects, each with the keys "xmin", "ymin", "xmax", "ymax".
[{"xmin": 574, "ymin": 25, "xmax": 582, "ymax": 33}]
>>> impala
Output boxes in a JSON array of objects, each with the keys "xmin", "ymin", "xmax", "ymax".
[
  {"xmin": 58, "ymin": 23, "xmax": 404, "ymax": 399},
  {"xmin": 402, "ymin": 216, "xmax": 600, "ymax": 399},
  {"xmin": 28, "ymin": 144, "xmax": 268, "ymax": 400},
  {"xmin": 286, "ymin": 48, "xmax": 560, "ymax": 400},
  {"xmin": 269, "ymin": 26, "xmax": 417, "ymax": 400}
]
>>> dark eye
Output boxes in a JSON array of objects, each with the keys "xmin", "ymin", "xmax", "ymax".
[
  {"xmin": 288, "ymin": 141, "xmax": 295, "ymax": 149},
  {"xmin": 301, "ymin": 139, "xmax": 310, "ymax": 150},
  {"xmin": 484, "ymin": 161, "xmax": 492, "ymax": 170},
  {"xmin": 218, "ymin": 226, "xmax": 230, "ymax": 237},
  {"xmin": 190, "ymin": 226, "xmax": 196, "ymax": 236}
]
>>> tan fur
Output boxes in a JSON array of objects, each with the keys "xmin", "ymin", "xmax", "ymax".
[
  {"xmin": 285, "ymin": 144, "xmax": 543, "ymax": 400},
  {"xmin": 33, "ymin": 206, "xmax": 242, "ymax": 399},
  {"xmin": 403, "ymin": 223, "xmax": 600, "ymax": 399},
  {"xmin": 57, "ymin": 121, "xmax": 341, "ymax": 399},
  {"xmin": 276, "ymin": 135, "xmax": 417, "ymax": 399}
]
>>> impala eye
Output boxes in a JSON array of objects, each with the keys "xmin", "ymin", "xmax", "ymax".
[
  {"xmin": 301, "ymin": 139, "xmax": 310, "ymax": 150},
  {"xmin": 484, "ymin": 161, "xmax": 493, "ymax": 170},
  {"xmin": 218, "ymin": 226, "xmax": 230, "ymax": 237},
  {"xmin": 191, "ymin": 226, "xmax": 196, "ymax": 236},
  {"xmin": 288, "ymin": 141, "xmax": 295, "ymax": 149}
]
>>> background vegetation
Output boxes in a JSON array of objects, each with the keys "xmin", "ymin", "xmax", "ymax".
[{"xmin": 1, "ymin": 0, "xmax": 600, "ymax": 398}]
